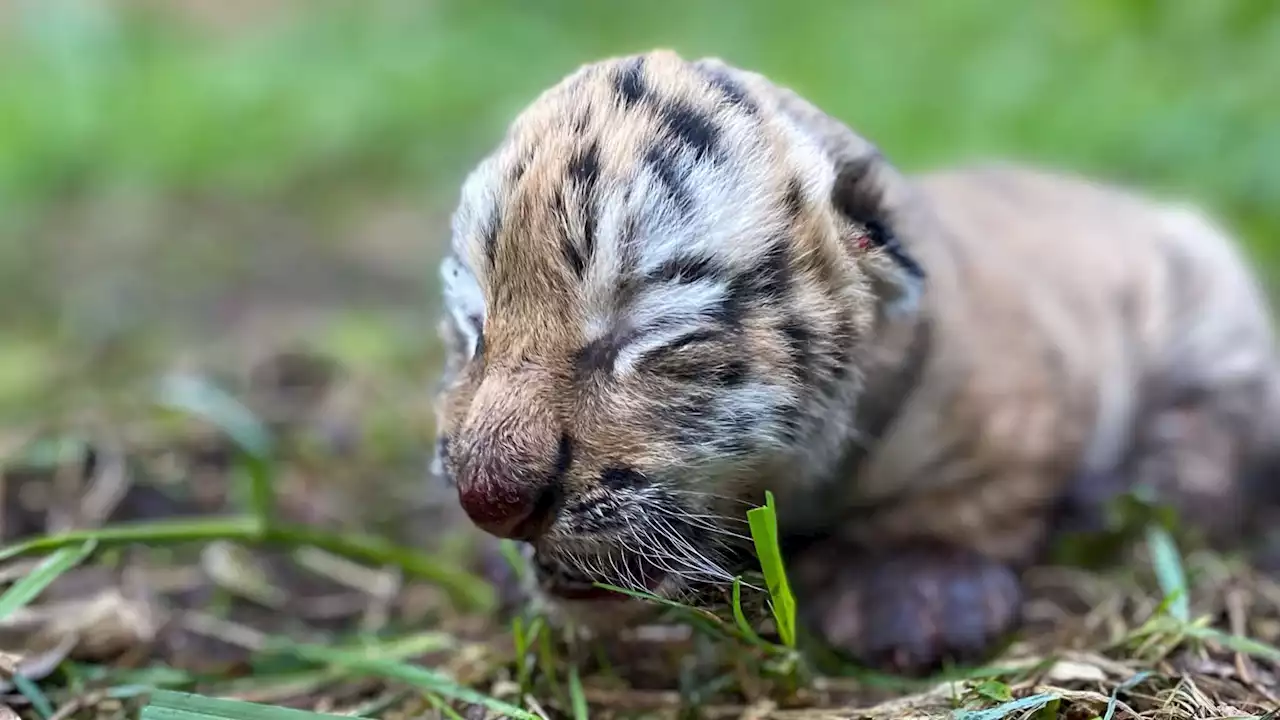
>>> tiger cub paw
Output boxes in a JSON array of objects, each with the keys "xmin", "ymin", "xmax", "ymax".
[{"xmin": 793, "ymin": 544, "xmax": 1023, "ymax": 677}]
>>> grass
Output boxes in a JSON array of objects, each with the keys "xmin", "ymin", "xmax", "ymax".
[
  {"xmin": 140, "ymin": 690, "xmax": 349, "ymax": 720},
  {"xmin": 746, "ymin": 492, "xmax": 797, "ymax": 650},
  {"xmin": 0, "ymin": 377, "xmax": 817, "ymax": 718},
  {"xmin": 3, "ymin": 0, "xmax": 1280, "ymax": 718},
  {"xmin": 0, "ymin": 539, "xmax": 97, "ymax": 622},
  {"xmin": 6, "ymin": 359, "xmax": 1280, "ymax": 719}
]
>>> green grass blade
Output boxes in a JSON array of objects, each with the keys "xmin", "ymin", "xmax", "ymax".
[
  {"xmin": 141, "ymin": 689, "xmax": 346, "ymax": 719},
  {"xmin": 1032, "ymin": 697, "xmax": 1060, "ymax": 720},
  {"xmin": 514, "ymin": 614, "xmax": 545, "ymax": 693},
  {"xmin": 499, "ymin": 538, "xmax": 529, "ymax": 582},
  {"xmin": 1145, "ymin": 524, "xmax": 1189, "ymax": 622},
  {"xmin": 282, "ymin": 643, "xmax": 539, "ymax": 720},
  {"xmin": 1102, "ymin": 671, "xmax": 1151, "ymax": 720},
  {"xmin": 730, "ymin": 577, "xmax": 769, "ymax": 648},
  {"xmin": 0, "ymin": 538, "xmax": 97, "ymax": 621},
  {"xmin": 537, "ymin": 618, "xmax": 563, "ymax": 704},
  {"xmin": 1183, "ymin": 625, "xmax": 1280, "ymax": 663},
  {"xmin": 568, "ymin": 666, "xmax": 589, "ymax": 720},
  {"xmin": 591, "ymin": 582, "xmax": 740, "ymax": 641},
  {"xmin": 155, "ymin": 374, "xmax": 273, "ymax": 459},
  {"xmin": 951, "ymin": 691, "xmax": 1060, "ymax": 720},
  {"xmin": 0, "ymin": 517, "xmax": 262, "ymax": 563},
  {"xmin": 10, "ymin": 673, "xmax": 55, "ymax": 719},
  {"xmin": 207, "ymin": 632, "xmax": 451, "ymax": 702},
  {"xmin": 513, "ymin": 615, "xmax": 530, "ymax": 690},
  {"xmin": 266, "ymin": 524, "xmax": 493, "ymax": 611},
  {"xmin": 592, "ymin": 583, "xmax": 688, "ymax": 610},
  {"xmin": 746, "ymin": 491, "xmax": 796, "ymax": 647},
  {"xmin": 426, "ymin": 694, "xmax": 468, "ymax": 720},
  {"xmin": 973, "ymin": 680, "xmax": 1012, "ymax": 703},
  {"xmin": 0, "ymin": 518, "xmax": 493, "ymax": 611},
  {"xmin": 156, "ymin": 373, "xmax": 276, "ymax": 526},
  {"xmin": 70, "ymin": 662, "xmax": 195, "ymax": 691}
]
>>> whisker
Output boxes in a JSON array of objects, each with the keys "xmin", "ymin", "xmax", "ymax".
[
  {"xmin": 633, "ymin": 527, "xmax": 711, "ymax": 585},
  {"xmin": 661, "ymin": 488, "xmax": 756, "ymax": 507},
  {"xmin": 648, "ymin": 515, "xmax": 734, "ymax": 583},
  {"xmin": 672, "ymin": 513, "xmax": 755, "ymax": 543},
  {"xmin": 678, "ymin": 512, "xmax": 750, "ymax": 526}
]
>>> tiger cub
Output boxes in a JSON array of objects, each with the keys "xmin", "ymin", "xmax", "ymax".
[{"xmin": 429, "ymin": 50, "xmax": 1280, "ymax": 674}]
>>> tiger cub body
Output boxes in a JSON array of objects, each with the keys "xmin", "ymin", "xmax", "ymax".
[{"xmin": 430, "ymin": 50, "xmax": 1280, "ymax": 674}]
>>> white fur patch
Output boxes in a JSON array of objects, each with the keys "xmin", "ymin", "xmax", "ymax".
[
  {"xmin": 629, "ymin": 279, "xmax": 726, "ymax": 330},
  {"xmin": 582, "ymin": 181, "xmax": 636, "ymax": 337},
  {"xmin": 628, "ymin": 126, "xmax": 786, "ymax": 280},
  {"xmin": 440, "ymin": 254, "xmax": 486, "ymax": 358},
  {"xmin": 716, "ymin": 382, "xmax": 792, "ymax": 447}
]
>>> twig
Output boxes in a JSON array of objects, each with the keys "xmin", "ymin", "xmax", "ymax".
[
  {"xmin": 1228, "ymin": 586, "xmax": 1254, "ymax": 685},
  {"xmin": 47, "ymin": 689, "xmax": 108, "ymax": 720}
]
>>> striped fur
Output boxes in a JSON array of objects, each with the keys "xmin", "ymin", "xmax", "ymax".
[{"xmin": 431, "ymin": 50, "xmax": 1280, "ymax": 669}]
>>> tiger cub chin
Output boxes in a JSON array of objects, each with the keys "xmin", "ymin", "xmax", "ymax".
[{"xmin": 428, "ymin": 49, "xmax": 1280, "ymax": 675}]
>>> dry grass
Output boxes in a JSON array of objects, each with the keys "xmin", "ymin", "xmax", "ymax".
[{"xmin": 2, "ymin": 348, "xmax": 1279, "ymax": 720}]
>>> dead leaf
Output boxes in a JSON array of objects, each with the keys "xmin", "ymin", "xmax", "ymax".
[{"xmin": 1044, "ymin": 659, "xmax": 1109, "ymax": 683}]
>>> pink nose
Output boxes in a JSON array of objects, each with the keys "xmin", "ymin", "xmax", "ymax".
[
  {"xmin": 458, "ymin": 481, "xmax": 550, "ymax": 540},
  {"xmin": 449, "ymin": 394, "xmax": 571, "ymax": 540}
]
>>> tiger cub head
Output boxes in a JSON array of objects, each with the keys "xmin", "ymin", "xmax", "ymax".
[{"xmin": 431, "ymin": 50, "xmax": 928, "ymax": 612}]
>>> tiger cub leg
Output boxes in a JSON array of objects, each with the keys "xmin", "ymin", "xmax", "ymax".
[
  {"xmin": 789, "ymin": 538, "xmax": 1023, "ymax": 676},
  {"xmin": 1068, "ymin": 392, "xmax": 1260, "ymax": 550},
  {"xmin": 1126, "ymin": 402, "xmax": 1253, "ymax": 549},
  {"xmin": 787, "ymin": 472, "xmax": 1056, "ymax": 676},
  {"xmin": 1127, "ymin": 384, "xmax": 1280, "ymax": 574},
  {"xmin": 1053, "ymin": 383, "xmax": 1274, "ymax": 577}
]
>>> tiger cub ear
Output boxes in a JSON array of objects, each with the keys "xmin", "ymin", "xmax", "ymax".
[
  {"xmin": 766, "ymin": 85, "xmax": 927, "ymax": 320},
  {"xmin": 828, "ymin": 154, "xmax": 926, "ymax": 321}
]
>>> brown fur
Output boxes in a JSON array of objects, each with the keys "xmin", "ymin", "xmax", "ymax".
[{"xmin": 432, "ymin": 50, "xmax": 1280, "ymax": 674}]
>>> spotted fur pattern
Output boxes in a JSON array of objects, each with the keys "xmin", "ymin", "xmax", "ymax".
[{"xmin": 431, "ymin": 50, "xmax": 1280, "ymax": 668}]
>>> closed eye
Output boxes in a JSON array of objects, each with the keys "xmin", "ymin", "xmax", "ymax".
[
  {"xmin": 586, "ymin": 322, "xmax": 725, "ymax": 379},
  {"xmin": 629, "ymin": 328, "xmax": 729, "ymax": 379},
  {"xmin": 648, "ymin": 329, "xmax": 721, "ymax": 356}
]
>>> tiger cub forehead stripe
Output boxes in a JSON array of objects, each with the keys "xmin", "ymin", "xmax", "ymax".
[
  {"xmin": 564, "ymin": 140, "xmax": 602, "ymax": 279},
  {"xmin": 613, "ymin": 56, "xmax": 646, "ymax": 107},
  {"xmin": 694, "ymin": 60, "xmax": 759, "ymax": 115},
  {"xmin": 449, "ymin": 156, "xmax": 501, "ymax": 277},
  {"xmin": 654, "ymin": 100, "xmax": 722, "ymax": 162}
]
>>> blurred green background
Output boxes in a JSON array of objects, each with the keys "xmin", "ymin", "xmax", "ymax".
[{"xmin": 2, "ymin": 0, "xmax": 1278, "ymax": 418}]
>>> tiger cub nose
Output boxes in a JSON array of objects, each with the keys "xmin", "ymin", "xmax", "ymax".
[
  {"xmin": 458, "ymin": 482, "xmax": 558, "ymax": 540},
  {"xmin": 455, "ymin": 433, "xmax": 571, "ymax": 541}
]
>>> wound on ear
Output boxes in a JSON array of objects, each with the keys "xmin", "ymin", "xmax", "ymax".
[
  {"xmin": 865, "ymin": 218, "xmax": 925, "ymax": 281},
  {"xmin": 830, "ymin": 156, "xmax": 926, "ymax": 281}
]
